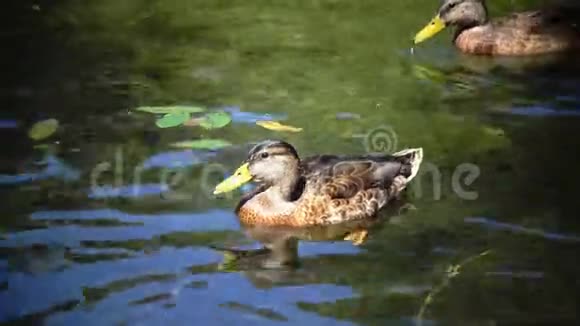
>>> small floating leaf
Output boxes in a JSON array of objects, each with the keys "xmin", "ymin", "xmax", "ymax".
[
  {"xmin": 28, "ymin": 119, "xmax": 59, "ymax": 140},
  {"xmin": 169, "ymin": 139, "xmax": 232, "ymax": 150},
  {"xmin": 482, "ymin": 126, "xmax": 505, "ymax": 137},
  {"xmin": 135, "ymin": 105, "xmax": 206, "ymax": 114},
  {"xmin": 155, "ymin": 112, "xmax": 190, "ymax": 128},
  {"xmin": 199, "ymin": 111, "xmax": 232, "ymax": 129},
  {"xmin": 256, "ymin": 120, "xmax": 302, "ymax": 132}
]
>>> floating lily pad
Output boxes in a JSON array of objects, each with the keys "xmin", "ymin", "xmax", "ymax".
[
  {"xmin": 135, "ymin": 105, "xmax": 206, "ymax": 114},
  {"xmin": 170, "ymin": 139, "xmax": 232, "ymax": 150},
  {"xmin": 28, "ymin": 119, "xmax": 59, "ymax": 140},
  {"xmin": 482, "ymin": 126, "xmax": 505, "ymax": 137},
  {"xmin": 199, "ymin": 111, "xmax": 232, "ymax": 129},
  {"xmin": 256, "ymin": 120, "xmax": 302, "ymax": 132},
  {"xmin": 155, "ymin": 112, "xmax": 190, "ymax": 128}
]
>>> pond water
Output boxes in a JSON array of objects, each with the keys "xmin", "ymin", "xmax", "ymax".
[{"xmin": 2, "ymin": 0, "xmax": 580, "ymax": 324}]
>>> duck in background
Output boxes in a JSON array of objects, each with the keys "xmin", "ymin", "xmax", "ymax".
[{"xmin": 413, "ymin": 0, "xmax": 580, "ymax": 55}]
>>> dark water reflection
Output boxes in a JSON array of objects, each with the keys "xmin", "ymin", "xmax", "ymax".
[{"xmin": 3, "ymin": 0, "xmax": 580, "ymax": 324}]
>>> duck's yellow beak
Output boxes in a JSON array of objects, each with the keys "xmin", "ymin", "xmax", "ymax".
[
  {"xmin": 213, "ymin": 163, "xmax": 253, "ymax": 195},
  {"xmin": 414, "ymin": 15, "xmax": 446, "ymax": 44}
]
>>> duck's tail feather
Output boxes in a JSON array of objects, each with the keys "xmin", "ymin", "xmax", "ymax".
[{"xmin": 393, "ymin": 147, "xmax": 424, "ymax": 183}]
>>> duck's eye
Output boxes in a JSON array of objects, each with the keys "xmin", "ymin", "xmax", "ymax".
[
  {"xmin": 260, "ymin": 152, "xmax": 269, "ymax": 159},
  {"xmin": 448, "ymin": 2, "xmax": 457, "ymax": 9}
]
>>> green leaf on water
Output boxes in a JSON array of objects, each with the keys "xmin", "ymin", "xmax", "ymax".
[
  {"xmin": 135, "ymin": 105, "xmax": 206, "ymax": 114},
  {"xmin": 199, "ymin": 111, "xmax": 232, "ymax": 129},
  {"xmin": 28, "ymin": 119, "xmax": 59, "ymax": 140},
  {"xmin": 169, "ymin": 139, "xmax": 232, "ymax": 150},
  {"xmin": 155, "ymin": 112, "xmax": 190, "ymax": 128}
]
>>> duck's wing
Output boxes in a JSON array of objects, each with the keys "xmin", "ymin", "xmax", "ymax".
[
  {"xmin": 493, "ymin": 11, "xmax": 545, "ymax": 30},
  {"xmin": 284, "ymin": 149, "xmax": 422, "ymax": 225},
  {"xmin": 464, "ymin": 9, "xmax": 580, "ymax": 55},
  {"xmin": 301, "ymin": 148, "xmax": 423, "ymax": 200},
  {"xmin": 494, "ymin": 9, "xmax": 580, "ymax": 35}
]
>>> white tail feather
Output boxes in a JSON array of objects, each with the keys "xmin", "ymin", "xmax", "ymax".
[{"xmin": 393, "ymin": 147, "xmax": 423, "ymax": 183}]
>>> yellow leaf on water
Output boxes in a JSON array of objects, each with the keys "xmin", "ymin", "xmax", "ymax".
[
  {"xmin": 255, "ymin": 121, "xmax": 302, "ymax": 132},
  {"xmin": 28, "ymin": 119, "xmax": 59, "ymax": 140}
]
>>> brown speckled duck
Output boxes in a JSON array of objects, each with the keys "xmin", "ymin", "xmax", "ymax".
[
  {"xmin": 213, "ymin": 140, "xmax": 423, "ymax": 231},
  {"xmin": 414, "ymin": 0, "xmax": 580, "ymax": 56}
]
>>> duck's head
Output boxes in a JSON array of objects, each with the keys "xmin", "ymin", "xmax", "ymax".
[
  {"xmin": 213, "ymin": 140, "xmax": 300, "ymax": 194},
  {"xmin": 414, "ymin": 0, "xmax": 488, "ymax": 44}
]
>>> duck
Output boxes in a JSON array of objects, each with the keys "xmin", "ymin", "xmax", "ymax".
[
  {"xmin": 213, "ymin": 140, "xmax": 423, "ymax": 236},
  {"xmin": 413, "ymin": 0, "xmax": 580, "ymax": 56}
]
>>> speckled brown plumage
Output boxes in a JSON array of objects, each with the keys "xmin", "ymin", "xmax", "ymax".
[
  {"xmin": 455, "ymin": 10, "xmax": 580, "ymax": 55},
  {"xmin": 419, "ymin": 0, "xmax": 580, "ymax": 56},
  {"xmin": 231, "ymin": 141, "xmax": 423, "ymax": 227}
]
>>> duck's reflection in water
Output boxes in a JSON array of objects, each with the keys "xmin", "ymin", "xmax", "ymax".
[{"xmin": 211, "ymin": 201, "xmax": 412, "ymax": 287}]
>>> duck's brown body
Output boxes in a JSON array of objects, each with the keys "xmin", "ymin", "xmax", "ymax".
[
  {"xmin": 414, "ymin": 0, "xmax": 580, "ymax": 56},
  {"xmin": 455, "ymin": 11, "xmax": 580, "ymax": 55},
  {"xmin": 235, "ymin": 149, "xmax": 423, "ymax": 227},
  {"xmin": 238, "ymin": 183, "xmax": 399, "ymax": 227}
]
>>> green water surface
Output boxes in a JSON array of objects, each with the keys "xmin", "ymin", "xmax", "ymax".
[{"xmin": 2, "ymin": 0, "xmax": 580, "ymax": 324}]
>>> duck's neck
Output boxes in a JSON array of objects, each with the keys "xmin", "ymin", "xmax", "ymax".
[
  {"xmin": 454, "ymin": 4, "xmax": 489, "ymax": 38},
  {"xmin": 273, "ymin": 166, "xmax": 303, "ymax": 202},
  {"xmin": 454, "ymin": 20, "xmax": 487, "ymax": 41}
]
